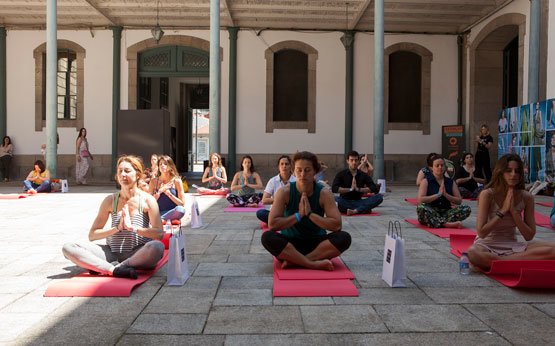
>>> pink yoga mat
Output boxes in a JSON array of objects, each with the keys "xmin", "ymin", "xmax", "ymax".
[
  {"xmin": 341, "ymin": 212, "xmax": 380, "ymax": 217},
  {"xmin": 404, "ymin": 198, "xmax": 418, "ymax": 206},
  {"xmin": 486, "ymin": 260, "xmax": 555, "ymax": 288},
  {"xmin": 224, "ymin": 204, "xmax": 264, "ymax": 212},
  {"xmin": 44, "ymin": 250, "xmax": 169, "ymax": 297},
  {"xmin": 536, "ymin": 201, "xmax": 553, "ymax": 208},
  {"xmin": 405, "ymin": 218, "xmax": 476, "ymax": 238},
  {"xmin": 534, "ymin": 211, "xmax": 552, "ymax": 228},
  {"xmin": 272, "ymin": 272, "xmax": 358, "ymax": 297},
  {"xmin": 449, "ymin": 233, "xmax": 476, "ymax": 257},
  {"xmin": 0, "ymin": 193, "xmax": 31, "ymax": 199},
  {"xmin": 260, "ymin": 222, "xmax": 270, "ymax": 231},
  {"xmin": 273, "ymin": 257, "xmax": 355, "ymax": 280}
]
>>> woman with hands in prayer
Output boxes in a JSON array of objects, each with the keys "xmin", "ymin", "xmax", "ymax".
[
  {"xmin": 468, "ymin": 154, "xmax": 555, "ymax": 271},
  {"xmin": 417, "ymin": 154, "xmax": 471, "ymax": 228},
  {"xmin": 62, "ymin": 155, "xmax": 165, "ymax": 279},
  {"xmin": 226, "ymin": 155, "xmax": 264, "ymax": 207},
  {"xmin": 261, "ymin": 151, "xmax": 351, "ymax": 271}
]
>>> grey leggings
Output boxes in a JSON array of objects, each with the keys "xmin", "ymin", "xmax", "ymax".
[{"xmin": 62, "ymin": 241, "xmax": 165, "ymax": 275}]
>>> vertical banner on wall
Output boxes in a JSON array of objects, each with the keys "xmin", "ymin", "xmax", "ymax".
[
  {"xmin": 499, "ymin": 99, "xmax": 555, "ymax": 184},
  {"xmin": 442, "ymin": 125, "xmax": 465, "ymax": 170}
]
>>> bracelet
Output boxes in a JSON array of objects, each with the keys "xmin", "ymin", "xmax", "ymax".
[
  {"xmin": 294, "ymin": 212, "xmax": 301, "ymax": 222},
  {"xmin": 436, "ymin": 192, "xmax": 441, "ymax": 197},
  {"xmin": 495, "ymin": 211, "xmax": 505, "ymax": 219}
]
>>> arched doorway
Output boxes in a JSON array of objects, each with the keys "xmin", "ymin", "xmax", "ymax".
[
  {"xmin": 469, "ymin": 14, "xmax": 526, "ymax": 167},
  {"xmin": 127, "ymin": 35, "xmax": 221, "ymax": 172}
]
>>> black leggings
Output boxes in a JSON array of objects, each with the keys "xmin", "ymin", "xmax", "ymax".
[{"xmin": 261, "ymin": 230, "xmax": 351, "ymax": 257}]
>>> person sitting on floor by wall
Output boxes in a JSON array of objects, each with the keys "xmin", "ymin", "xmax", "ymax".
[
  {"xmin": 23, "ymin": 159, "xmax": 51, "ymax": 194},
  {"xmin": 261, "ymin": 151, "xmax": 351, "ymax": 270}
]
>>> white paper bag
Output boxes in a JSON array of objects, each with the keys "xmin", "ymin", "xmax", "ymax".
[
  {"xmin": 61, "ymin": 179, "xmax": 69, "ymax": 193},
  {"xmin": 167, "ymin": 229, "xmax": 189, "ymax": 286},
  {"xmin": 377, "ymin": 179, "xmax": 386, "ymax": 194},
  {"xmin": 190, "ymin": 196, "xmax": 203, "ymax": 228},
  {"xmin": 382, "ymin": 220, "xmax": 406, "ymax": 287}
]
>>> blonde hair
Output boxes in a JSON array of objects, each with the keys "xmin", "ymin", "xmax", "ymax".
[{"xmin": 115, "ymin": 155, "xmax": 145, "ymax": 181}]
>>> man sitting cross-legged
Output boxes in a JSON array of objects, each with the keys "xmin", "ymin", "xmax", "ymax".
[
  {"xmin": 261, "ymin": 151, "xmax": 351, "ymax": 270},
  {"xmin": 256, "ymin": 155, "xmax": 296, "ymax": 225},
  {"xmin": 332, "ymin": 150, "xmax": 383, "ymax": 215}
]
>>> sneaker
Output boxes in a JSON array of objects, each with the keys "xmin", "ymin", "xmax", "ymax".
[
  {"xmin": 113, "ymin": 265, "xmax": 138, "ymax": 279},
  {"xmin": 531, "ymin": 181, "xmax": 548, "ymax": 195}
]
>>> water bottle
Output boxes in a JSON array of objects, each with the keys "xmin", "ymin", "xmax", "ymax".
[
  {"xmin": 459, "ymin": 252, "xmax": 470, "ymax": 275},
  {"xmin": 164, "ymin": 220, "xmax": 172, "ymax": 233}
]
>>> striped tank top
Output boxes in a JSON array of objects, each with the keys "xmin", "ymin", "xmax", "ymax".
[{"xmin": 107, "ymin": 192, "xmax": 152, "ymax": 253}]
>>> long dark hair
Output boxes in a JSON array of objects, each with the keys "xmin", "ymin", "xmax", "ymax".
[
  {"xmin": 77, "ymin": 128, "xmax": 86, "ymax": 139},
  {"xmin": 209, "ymin": 152, "xmax": 222, "ymax": 168},
  {"xmin": 488, "ymin": 153, "xmax": 525, "ymax": 192},
  {"xmin": 34, "ymin": 160, "xmax": 46, "ymax": 172},
  {"xmin": 2, "ymin": 136, "xmax": 11, "ymax": 146},
  {"xmin": 239, "ymin": 155, "xmax": 255, "ymax": 173}
]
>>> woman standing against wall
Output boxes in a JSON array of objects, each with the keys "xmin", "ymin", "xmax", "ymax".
[
  {"xmin": 0, "ymin": 136, "xmax": 13, "ymax": 182},
  {"xmin": 474, "ymin": 124, "xmax": 493, "ymax": 183},
  {"xmin": 76, "ymin": 128, "xmax": 93, "ymax": 185}
]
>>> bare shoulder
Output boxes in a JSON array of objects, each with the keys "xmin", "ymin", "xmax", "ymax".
[{"xmin": 102, "ymin": 193, "xmax": 116, "ymax": 213}]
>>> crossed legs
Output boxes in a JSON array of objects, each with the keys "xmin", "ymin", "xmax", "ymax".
[{"xmin": 468, "ymin": 241, "xmax": 555, "ymax": 271}]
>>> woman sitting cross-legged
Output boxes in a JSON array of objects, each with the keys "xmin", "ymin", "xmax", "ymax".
[
  {"xmin": 455, "ymin": 152, "xmax": 485, "ymax": 199},
  {"xmin": 417, "ymin": 154, "xmax": 471, "ymax": 228},
  {"xmin": 261, "ymin": 151, "xmax": 351, "ymax": 270},
  {"xmin": 468, "ymin": 153, "xmax": 555, "ymax": 271},
  {"xmin": 23, "ymin": 159, "xmax": 51, "ymax": 194},
  {"xmin": 62, "ymin": 155, "xmax": 165, "ymax": 279},
  {"xmin": 226, "ymin": 155, "xmax": 264, "ymax": 207},
  {"xmin": 149, "ymin": 155, "xmax": 186, "ymax": 221},
  {"xmin": 196, "ymin": 152, "xmax": 229, "ymax": 194}
]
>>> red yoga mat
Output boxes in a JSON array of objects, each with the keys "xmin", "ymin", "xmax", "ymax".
[
  {"xmin": 449, "ymin": 233, "xmax": 476, "ymax": 257},
  {"xmin": 44, "ymin": 250, "xmax": 169, "ymax": 297},
  {"xmin": 536, "ymin": 201, "xmax": 553, "ymax": 208},
  {"xmin": 405, "ymin": 218, "xmax": 476, "ymax": 238},
  {"xmin": 272, "ymin": 272, "xmax": 358, "ymax": 297},
  {"xmin": 273, "ymin": 257, "xmax": 355, "ymax": 280},
  {"xmin": 0, "ymin": 193, "xmax": 30, "ymax": 199},
  {"xmin": 485, "ymin": 260, "xmax": 555, "ymax": 288},
  {"xmin": 534, "ymin": 211, "xmax": 552, "ymax": 228},
  {"xmin": 404, "ymin": 198, "xmax": 418, "ymax": 206},
  {"xmin": 224, "ymin": 204, "xmax": 264, "ymax": 212}
]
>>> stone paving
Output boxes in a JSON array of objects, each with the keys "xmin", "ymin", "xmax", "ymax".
[{"xmin": 1, "ymin": 182, "xmax": 555, "ymax": 345}]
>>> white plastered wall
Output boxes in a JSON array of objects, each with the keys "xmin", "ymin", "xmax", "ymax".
[
  {"xmin": 6, "ymin": 30, "xmax": 113, "ymax": 155},
  {"xmin": 463, "ymin": 0, "xmax": 530, "ymax": 124},
  {"xmin": 353, "ymin": 33, "xmax": 458, "ymax": 155}
]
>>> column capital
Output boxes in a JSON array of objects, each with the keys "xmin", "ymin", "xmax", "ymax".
[
  {"xmin": 111, "ymin": 26, "xmax": 123, "ymax": 39},
  {"xmin": 228, "ymin": 27, "xmax": 239, "ymax": 40},
  {"xmin": 340, "ymin": 31, "xmax": 355, "ymax": 50}
]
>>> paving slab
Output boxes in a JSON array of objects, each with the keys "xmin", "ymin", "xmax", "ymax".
[
  {"xmin": 374, "ymin": 304, "xmax": 490, "ymax": 332},
  {"xmin": 465, "ymin": 303, "xmax": 555, "ymax": 345},
  {"xmin": 117, "ymin": 335, "xmax": 225, "ymax": 346},
  {"xmin": 225, "ymin": 332, "xmax": 509, "ymax": 346},
  {"xmin": 204, "ymin": 306, "xmax": 304, "ymax": 334},
  {"xmin": 300, "ymin": 305, "xmax": 388, "ymax": 333},
  {"xmin": 213, "ymin": 288, "xmax": 273, "ymax": 306},
  {"xmin": 127, "ymin": 313, "xmax": 207, "ymax": 334}
]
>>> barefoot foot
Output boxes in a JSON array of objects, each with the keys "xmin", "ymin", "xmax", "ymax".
[
  {"xmin": 444, "ymin": 221, "xmax": 462, "ymax": 229},
  {"xmin": 346, "ymin": 209, "xmax": 358, "ymax": 216},
  {"xmin": 312, "ymin": 259, "xmax": 334, "ymax": 271}
]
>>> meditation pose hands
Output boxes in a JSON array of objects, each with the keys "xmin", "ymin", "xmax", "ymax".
[{"xmin": 298, "ymin": 192, "xmax": 312, "ymax": 218}]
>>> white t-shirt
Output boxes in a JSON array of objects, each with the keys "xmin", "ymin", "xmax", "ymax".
[{"xmin": 264, "ymin": 174, "xmax": 296, "ymax": 197}]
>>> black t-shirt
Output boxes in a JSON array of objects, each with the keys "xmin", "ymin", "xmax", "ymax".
[
  {"xmin": 455, "ymin": 166, "xmax": 478, "ymax": 191},
  {"xmin": 477, "ymin": 134, "xmax": 493, "ymax": 152},
  {"xmin": 332, "ymin": 169, "xmax": 378, "ymax": 200}
]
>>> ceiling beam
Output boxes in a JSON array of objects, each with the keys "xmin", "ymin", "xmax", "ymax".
[
  {"xmin": 221, "ymin": 0, "xmax": 235, "ymax": 26},
  {"xmin": 83, "ymin": 0, "xmax": 117, "ymax": 26},
  {"xmin": 349, "ymin": 0, "xmax": 372, "ymax": 30}
]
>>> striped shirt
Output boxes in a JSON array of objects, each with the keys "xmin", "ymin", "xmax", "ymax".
[{"xmin": 107, "ymin": 192, "xmax": 152, "ymax": 253}]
